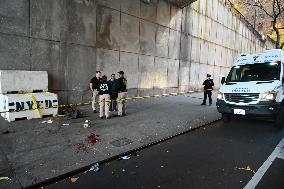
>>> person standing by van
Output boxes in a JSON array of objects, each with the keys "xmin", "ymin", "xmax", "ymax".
[
  {"xmin": 90, "ymin": 71, "xmax": 102, "ymax": 113},
  {"xmin": 201, "ymin": 74, "xmax": 214, "ymax": 106},
  {"xmin": 98, "ymin": 75, "xmax": 111, "ymax": 119}
]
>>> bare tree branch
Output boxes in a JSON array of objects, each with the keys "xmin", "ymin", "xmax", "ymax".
[
  {"xmin": 272, "ymin": 0, "xmax": 277, "ymax": 16},
  {"xmin": 248, "ymin": 0, "xmax": 275, "ymax": 18},
  {"xmin": 276, "ymin": 0, "xmax": 282, "ymax": 15}
]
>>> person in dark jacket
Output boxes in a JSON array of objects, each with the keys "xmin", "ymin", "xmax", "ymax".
[
  {"xmin": 108, "ymin": 74, "xmax": 118, "ymax": 111},
  {"xmin": 116, "ymin": 71, "xmax": 127, "ymax": 116},
  {"xmin": 98, "ymin": 75, "xmax": 111, "ymax": 119},
  {"xmin": 201, "ymin": 74, "xmax": 214, "ymax": 105},
  {"xmin": 90, "ymin": 71, "xmax": 101, "ymax": 113}
]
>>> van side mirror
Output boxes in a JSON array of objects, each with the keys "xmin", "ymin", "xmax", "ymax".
[{"xmin": 221, "ymin": 77, "xmax": 226, "ymax": 85}]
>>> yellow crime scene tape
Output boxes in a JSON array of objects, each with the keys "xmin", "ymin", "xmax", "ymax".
[{"xmin": 0, "ymin": 91, "xmax": 204, "ymax": 114}]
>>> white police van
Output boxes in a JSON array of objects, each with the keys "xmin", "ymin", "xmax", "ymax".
[{"xmin": 216, "ymin": 49, "xmax": 284, "ymax": 128}]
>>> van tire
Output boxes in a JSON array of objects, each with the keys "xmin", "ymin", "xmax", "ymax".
[
  {"xmin": 275, "ymin": 105, "xmax": 284, "ymax": 129},
  {"xmin": 222, "ymin": 114, "xmax": 231, "ymax": 123}
]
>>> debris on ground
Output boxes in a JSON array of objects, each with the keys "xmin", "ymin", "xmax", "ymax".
[
  {"xmin": 83, "ymin": 123, "xmax": 90, "ymax": 128},
  {"xmin": 74, "ymin": 133, "xmax": 100, "ymax": 153},
  {"xmin": 42, "ymin": 120, "xmax": 53, "ymax": 124},
  {"xmin": 0, "ymin": 177, "xmax": 10, "ymax": 181},
  {"xmin": 70, "ymin": 177, "xmax": 79, "ymax": 183},
  {"xmin": 89, "ymin": 163, "xmax": 100, "ymax": 172},
  {"xmin": 121, "ymin": 155, "xmax": 130, "ymax": 160},
  {"xmin": 236, "ymin": 165, "xmax": 256, "ymax": 174},
  {"xmin": 83, "ymin": 120, "xmax": 91, "ymax": 128},
  {"xmin": 63, "ymin": 108, "xmax": 84, "ymax": 119},
  {"xmin": 86, "ymin": 133, "xmax": 100, "ymax": 145},
  {"xmin": 62, "ymin": 123, "xmax": 70, "ymax": 126},
  {"xmin": 2, "ymin": 130, "xmax": 15, "ymax": 135},
  {"xmin": 74, "ymin": 143, "xmax": 89, "ymax": 153}
]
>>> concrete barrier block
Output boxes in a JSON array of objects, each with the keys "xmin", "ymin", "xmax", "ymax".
[
  {"xmin": 191, "ymin": 37, "xmax": 201, "ymax": 63},
  {"xmin": 157, "ymin": 0, "xmax": 170, "ymax": 27},
  {"xmin": 180, "ymin": 34, "xmax": 192, "ymax": 61},
  {"xmin": 181, "ymin": 7, "xmax": 190, "ymax": 34},
  {"xmin": 199, "ymin": 0, "xmax": 206, "ymax": 15},
  {"xmin": 169, "ymin": 29, "xmax": 181, "ymax": 60},
  {"xmin": 156, "ymin": 26, "xmax": 169, "ymax": 58},
  {"xmin": 191, "ymin": 11, "xmax": 198, "ymax": 37},
  {"xmin": 179, "ymin": 61, "xmax": 190, "ymax": 89},
  {"xmin": 200, "ymin": 15, "xmax": 206, "ymax": 39},
  {"xmin": 31, "ymin": 39, "xmax": 63, "ymax": 91},
  {"xmin": 167, "ymin": 59, "xmax": 179, "ymax": 88},
  {"xmin": 200, "ymin": 41, "xmax": 208, "ymax": 64},
  {"xmin": 119, "ymin": 52, "xmax": 139, "ymax": 89},
  {"xmin": 0, "ymin": 70, "xmax": 48, "ymax": 94},
  {"xmin": 169, "ymin": 6, "xmax": 182, "ymax": 31},
  {"xmin": 141, "ymin": 0, "xmax": 157, "ymax": 23},
  {"xmin": 67, "ymin": 90, "xmax": 83, "ymax": 105},
  {"xmin": 212, "ymin": 0, "xmax": 218, "ymax": 21},
  {"xmin": 208, "ymin": 44, "xmax": 215, "ymax": 66},
  {"xmin": 207, "ymin": 0, "xmax": 213, "ymax": 18},
  {"xmin": 0, "ymin": 0, "xmax": 29, "ymax": 36},
  {"xmin": 140, "ymin": 20, "xmax": 157, "ymax": 56},
  {"xmin": 0, "ymin": 35, "xmax": 31, "ymax": 70},
  {"xmin": 120, "ymin": 13, "xmax": 139, "ymax": 53},
  {"xmin": 54, "ymin": 90, "xmax": 68, "ymax": 105},
  {"xmin": 66, "ymin": 44, "xmax": 96, "ymax": 91},
  {"xmin": 30, "ymin": 0, "xmax": 64, "ymax": 41},
  {"xmin": 121, "ymin": 0, "xmax": 140, "ymax": 17},
  {"xmin": 213, "ymin": 66, "xmax": 221, "ymax": 88},
  {"xmin": 96, "ymin": 6, "xmax": 120, "ymax": 50},
  {"xmin": 97, "ymin": 0, "xmax": 120, "ymax": 10},
  {"xmin": 154, "ymin": 57, "xmax": 168, "ymax": 88},
  {"xmin": 65, "ymin": 0, "xmax": 96, "ymax": 46},
  {"xmin": 0, "ymin": 92, "xmax": 58, "ymax": 122},
  {"xmin": 96, "ymin": 48, "xmax": 119, "ymax": 78},
  {"xmin": 138, "ymin": 55, "xmax": 155, "ymax": 89},
  {"xmin": 189, "ymin": 63, "xmax": 199, "ymax": 89}
]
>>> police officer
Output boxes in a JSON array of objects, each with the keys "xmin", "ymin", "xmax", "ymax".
[
  {"xmin": 90, "ymin": 71, "xmax": 102, "ymax": 113},
  {"xmin": 108, "ymin": 74, "xmax": 118, "ymax": 112},
  {"xmin": 116, "ymin": 71, "xmax": 127, "ymax": 117},
  {"xmin": 201, "ymin": 74, "xmax": 214, "ymax": 105},
  {"xmin": 98, "ymin": 75, "xmax": 111, "ymax": 119}
]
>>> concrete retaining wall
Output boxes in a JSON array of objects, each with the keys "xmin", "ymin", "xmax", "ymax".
[{"xmin": 0, "ymin": 0, "xmax": 274, "ymax": 104}]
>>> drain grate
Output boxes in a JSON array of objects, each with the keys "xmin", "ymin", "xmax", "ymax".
[{"xmin": 110, "ymin": 137, "xmax": 133, "ymax": 147}]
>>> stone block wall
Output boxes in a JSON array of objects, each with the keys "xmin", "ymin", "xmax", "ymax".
[{"xmin": 0, "ymin": 0, "xmax": 273, "ymax": 104}]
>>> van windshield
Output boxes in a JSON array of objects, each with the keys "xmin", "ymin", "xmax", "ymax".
[{"xmin": 226, "ymin": 62, "xmax": 281, "ymax": 82}]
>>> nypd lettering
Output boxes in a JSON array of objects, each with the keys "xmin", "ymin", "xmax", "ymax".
[{"xmin": 8, "ymin": 100, "xmax": 58, "ymax": 111}]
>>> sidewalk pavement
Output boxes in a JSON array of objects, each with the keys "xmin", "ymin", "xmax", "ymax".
[{"xmin": 0, "ymin": 92, "xmax": 221, "ymax": 189}]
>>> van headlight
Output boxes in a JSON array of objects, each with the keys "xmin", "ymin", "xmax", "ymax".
[
  {"xmin": 217, "ymin": 92, "xmax": 223, "ymax": 100},
  {"xmin": 261, "ymin": 92, "xmax": 276, "ymax": 101}
]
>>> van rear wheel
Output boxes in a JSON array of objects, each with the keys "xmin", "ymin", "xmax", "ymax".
[
  {"xmin": 275, "ymin": 105, "xmax": 284, "ymax": 129},
  {"xmin": 221, "ymin": 114, "xmax": 231, "ymax": 123}
]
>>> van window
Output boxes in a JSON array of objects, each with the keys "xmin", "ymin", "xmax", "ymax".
[{"xmin": 227, "ymin": 62, "xmax": 281, "ymax": 82}]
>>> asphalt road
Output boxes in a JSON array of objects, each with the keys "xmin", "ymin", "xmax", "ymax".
[{"xmin": 46, "ymin": 117, "xmax": 284, "ymax": 189}]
